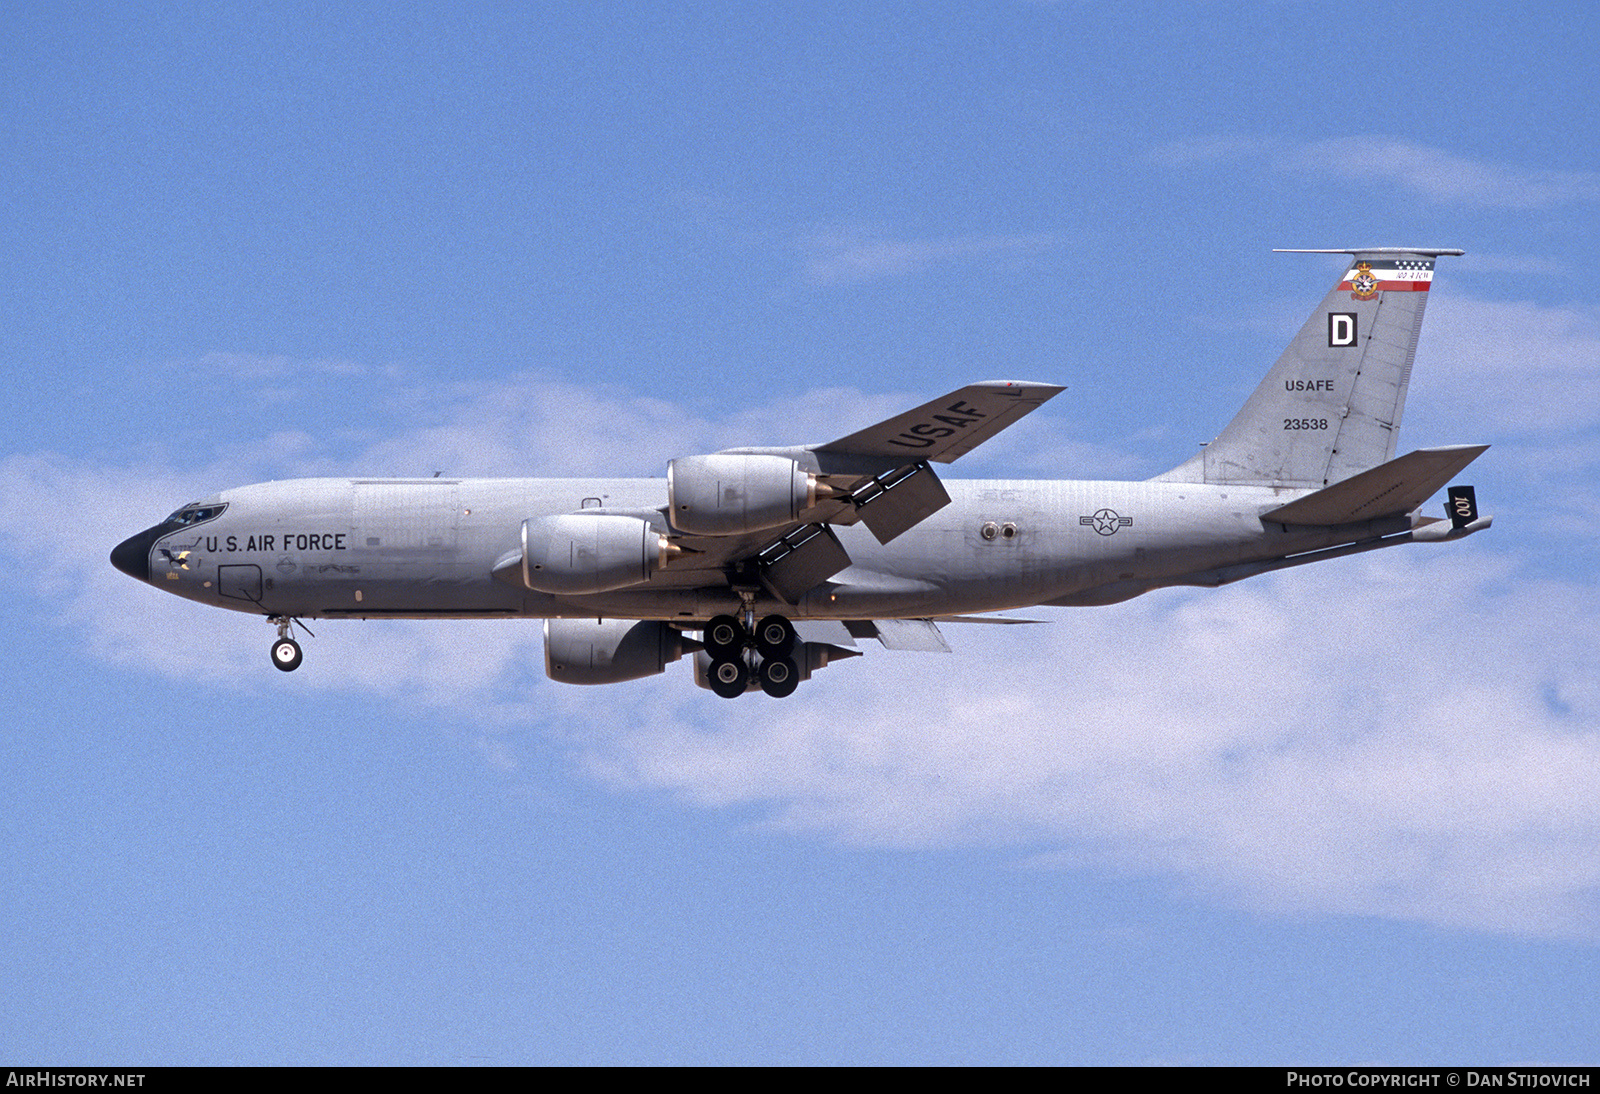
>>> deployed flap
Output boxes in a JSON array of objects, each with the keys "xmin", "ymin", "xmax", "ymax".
[
  {"xmin": 932, "ymin": 614, "xmax": 1043, "ymax": 625},
  {"xmin": 816, "ymin": 380, "xmax": 1063, "ymax": 464},
  {"xmin": 854, "ymin": 462, "xmax": 952, "ymax": 544},
  {"xmin": 870, "ymin": 618, "xmax": 952, "ymax": 652},
  {"xmin": 794, "ymin": 619, "xmax": 857, "ymax": 647},
  {"xmin": 758, "ymin": 523, "xmax": 852, "ymax": 604},
  {"xmin": 1261, "ymin": 444, "xmax": 1489, "ymax": 525}
]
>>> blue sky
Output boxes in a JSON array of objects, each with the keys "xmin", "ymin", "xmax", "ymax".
[{"xmin": 4, "ymin": 0, "xmax": 1598, "ymax": 1065}]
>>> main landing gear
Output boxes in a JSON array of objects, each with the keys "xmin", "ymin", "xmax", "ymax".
[
  {"xmin": 703, "ymin": 612, "xmax": 799, "ymax": 699},
  {"xmin": 267, "ymin": 615, "xmax": 311, "ymax": 672}
]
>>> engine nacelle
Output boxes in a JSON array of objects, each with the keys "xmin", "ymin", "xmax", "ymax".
[
  {"xmin": 667, "ymin": 454, "xmax": 819, "ymax": 536},
  {"xmin": 517, "ymin": 514, "xmax": 666, "ymax": 595},
  {"xmin": 545, "ymin": 618, "xmax": 688, "ymax": 686}
]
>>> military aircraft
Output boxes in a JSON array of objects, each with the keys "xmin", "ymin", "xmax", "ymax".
[{"xmin": 111, "ymin": 248, "xmax": 1490, "ymax": 698}]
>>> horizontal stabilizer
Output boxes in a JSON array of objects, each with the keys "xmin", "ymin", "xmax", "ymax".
[
  {"xmin": 1261, "ymin": 445, "xmax": 1489, "ymax": 525},
  {"xmin": 818, "ymin": 381, "xmax": 1063, "ymax": 464}
]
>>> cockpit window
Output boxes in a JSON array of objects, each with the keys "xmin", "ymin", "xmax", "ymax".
[{"xmin": 163, "ymin": 502, "xmax": 228, "ymax": 527}]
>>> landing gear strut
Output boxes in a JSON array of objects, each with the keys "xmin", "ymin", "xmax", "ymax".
[{"xmin": 267, "ymin": 615, "xmax": 310, "ymax": 672}]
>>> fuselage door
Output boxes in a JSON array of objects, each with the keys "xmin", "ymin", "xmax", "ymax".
[{"xmin": 218, "ymin": 564, "xmax": 264, "ymax": 603}]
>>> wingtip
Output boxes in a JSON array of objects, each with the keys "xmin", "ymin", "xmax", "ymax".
[{"xmin": 973, "ymin": 379, "xmax": 1067, "ymax": 398}]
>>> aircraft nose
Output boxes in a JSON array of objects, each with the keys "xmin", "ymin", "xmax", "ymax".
[{"xmin": 110, "ymin": 526, "xmax": 160, "ymax": 582}]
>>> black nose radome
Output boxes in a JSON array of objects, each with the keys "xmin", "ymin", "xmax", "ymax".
[{"xmin": 110, "ymin": 527, "xmax": 161, "ymax": 582}]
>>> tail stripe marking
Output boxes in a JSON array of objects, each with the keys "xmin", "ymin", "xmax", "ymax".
[{"xmin": 1340, "ymin": 257, "xmax": 1435, "ymax": 296}]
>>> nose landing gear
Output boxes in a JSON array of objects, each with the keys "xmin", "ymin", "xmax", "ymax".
[
  {"xmin": 267, "ymin": 615, "xmax": 313, "ymax": 672},
  {"xmin": 271, "ymin": 636, "xmax": 303, "ymax": 672}
]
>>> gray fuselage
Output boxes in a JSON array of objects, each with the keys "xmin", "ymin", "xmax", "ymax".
[{"xmin": 135, "ymin": 475, "xmax": 1394, "ymax": 623}]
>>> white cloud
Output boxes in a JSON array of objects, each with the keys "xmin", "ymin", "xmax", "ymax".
[
  {"xmin": 797, "ymin": 230, "xmax": 1055, "ymax": 287},
  {"xmin": 1149, "ymin": 134, "xmax": 1600, "ymax": 210},
  {"xmin": 350, "ymin": 374, "xmax": 928, "ymax": 478},
  {"xmin": 198, "ymin": 352, "xmax": 373, "ymax": 381},
  {"xmin": 1422, "ymin": 293, "xmax": 1600, "ymax": 436},
  {"xmin": 1286, "ymin": 137, "xmax": 1600, "ymax": 209},
  {"xmin": 574, "ymin": 552, "xmax": 1600, "ymax": 939},
  {"xmin": 1, "ymin": 372, "xmax": 974, "ymax": 689}
]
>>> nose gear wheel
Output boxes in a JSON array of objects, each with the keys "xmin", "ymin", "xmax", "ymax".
[
  {"xmin": 266, "ymin": 615, "xmax": 313, "ymax": 672},
  {"xmin": 272, "ymin": 637, "xmax": 303, "ymax": 672}
]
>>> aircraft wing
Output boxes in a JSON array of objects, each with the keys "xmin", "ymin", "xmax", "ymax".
[
  {"xmin": 658, "ymin": 379, "xmax": 1064, "ymax": 602},
  {"xmin": 797, "ymin": 379, "xmax": 1063, "ymax": 545},
  {"xmin": 813, "ymin": 380, "xmax": 1065, "ymax": 465},
  {"xmin": 500, "ymin": 380, "xmax": 1062, "ymax": 606}
]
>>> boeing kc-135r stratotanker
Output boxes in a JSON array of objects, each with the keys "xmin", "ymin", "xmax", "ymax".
[{"xmin": 112, "ymin": 249, "xmax": 1490, "ymax": 698}]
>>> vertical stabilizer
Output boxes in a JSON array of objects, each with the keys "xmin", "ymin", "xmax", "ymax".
[{"xmin": 1157, "ymin": 249, "xmax": 1463, "ymax": 487}]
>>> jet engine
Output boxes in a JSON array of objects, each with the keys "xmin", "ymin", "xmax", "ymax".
[
  {"xmin": 545, "ymin": 618, "xmax": 690, "ymax": 685},
  {"xmin": 667, "ymin": 454, "xmax": 829, "ymax": 536},
  {"xmin": 515, "ymin": 514, "xmax": 669, "ymax": 595}
]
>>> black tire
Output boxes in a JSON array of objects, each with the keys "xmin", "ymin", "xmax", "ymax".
[
  {"xmin": 757, "ymin": 655, "xmax": 800, "ymax": 698},
  {"xmin": 708, "ymin": 656, "xmax": 749, "ymax": 698},
  {"xmin": 753, "ymin": 614, "xmax": 796, "ymax": 658},
  {"xmin": 271, "ymin": 637, "xmax": 303, "ymax": 672},
  {"xmin": 704, "ymin": 614, "xmax": 746, "ymax": 657}
]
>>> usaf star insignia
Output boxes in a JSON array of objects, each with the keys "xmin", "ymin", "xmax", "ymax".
[{"xmin": 1080, "ymin": 508, "xmax": 1133, "ymax": 536}]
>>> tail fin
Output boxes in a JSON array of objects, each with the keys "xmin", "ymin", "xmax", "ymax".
[{"xmin": 1157, "ymin": 248, "xmax": 1464, "ymax": 487}]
